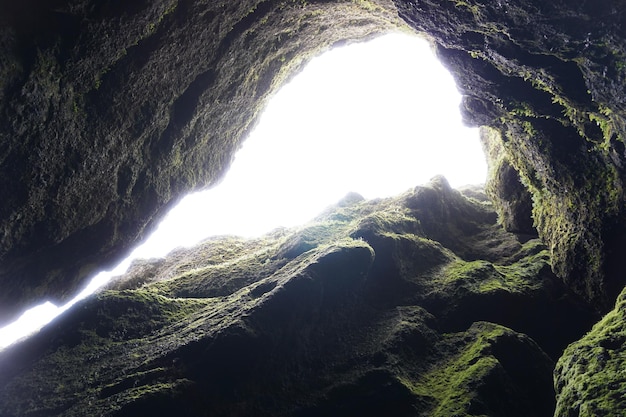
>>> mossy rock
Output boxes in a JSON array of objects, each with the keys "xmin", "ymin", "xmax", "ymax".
[
  {"xmin": 0, "ymin": 180, "xmax": 598, "ymax": 416},
  {"xmin": 412, "ymin": 321, "xmax": 555, "ymax": 417},
  {"xmin": 555, "ymin": 286, "xmax": 626, "ymax": 416}
]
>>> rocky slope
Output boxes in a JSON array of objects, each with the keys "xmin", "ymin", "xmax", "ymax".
[
  {"xmin": 1, "ymin": 0, "xmax": 626, "ymax": 415},
  {"xmin": 0, "ymin": 179, "xmax": 598, "ymax": 416},
  {"xmin": 0, "ymin": 0, "xmax": 402, "ymax": 325},
  {"xmin": 0, "ymin": 0, "xmax": 624, "ymax": 329},
  {"xmin": 396, "ymin": 0, "xmax": 626, "ymax": 310}
]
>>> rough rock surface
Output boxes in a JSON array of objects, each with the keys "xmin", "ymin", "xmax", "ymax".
[
  {"xmin": 0, "ymin": 0, "xmax": 402, "ymax": 324},
  {"xmin": 554, "ymin": 285, "xmax": 626, "ymax": 417},
  {"xmin": 395, "ymin": 0, "xmax": 626, "ymax": 310},
  {"xmin": 1, "ymin": 0, "xmax": 624, "ymax": 322},
  {"xmin": 2, "ymin": 0, "xmax": 626, "ymax": 415},
  {"xmin": 0, "ymin": 0, "xmax": 624, "ymax": 314},
  {"xmin": 0, "ymin": 179, "xmax": 597, "ymax": 416}
]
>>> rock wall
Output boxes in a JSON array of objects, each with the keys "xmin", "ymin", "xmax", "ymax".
[
  {"xmin": 395, "ymin": 0, "xmax": 626, "ymax": 310},
  {"xmin": 1, "ymin": 0, "xmax": 626, "ymax": 415},
  {"xmin": 2, "ymin": 0, "xmax": 625, "ymax": 322},
  {"xmin": 555, "ymin": 285, "xmax": 626, "ymax": 416},
  {"xmin": 0, "ymin": 0, "xmax": 401, "ymax": 324},
  {"xmin": 0, "ymin": 179, "xmax": 598, "ymax": 416}
]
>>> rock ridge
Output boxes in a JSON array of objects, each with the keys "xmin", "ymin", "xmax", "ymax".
[{"xmin": 0, "ymin": 179, "xmax": 597, "ymax": 416}]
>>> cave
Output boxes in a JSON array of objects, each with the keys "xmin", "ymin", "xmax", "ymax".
[{"xmin": 1, "ymin": 0, "xmax": 625, "ymax": 416}]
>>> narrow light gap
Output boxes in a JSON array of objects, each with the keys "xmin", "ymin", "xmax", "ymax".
[{"xmin": 0, "ymin": 32, "xmax": 487, "ymax": 350}]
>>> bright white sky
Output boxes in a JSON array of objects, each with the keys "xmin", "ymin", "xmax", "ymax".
[{"xmin": 0, "ymin": 32, "xmax": 486, "ymax": 349}]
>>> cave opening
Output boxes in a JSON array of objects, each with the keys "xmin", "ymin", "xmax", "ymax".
[{"xmin": 0, "ymin": 31, "xmax": 486, "ymax": 350}]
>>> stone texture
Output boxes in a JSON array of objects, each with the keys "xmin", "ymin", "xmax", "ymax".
[
  {"xmin": 2, "ymin": 0, "xmax": 626, "ymax": 415},
  {"xmin": 555, "ymin": 286, "xmax": 626, "ymax": 417},
  {"xmin": 0, "ymin": 0, "xmax": 402, "ymax": 324},
  {"xmin": 0, "ymin": 179, "xmax": 596, "ymax": 416},
  {"xmin": 394, "ymin": 0, "xmax": 626, "ymax": 310},
  {"xmin": 481, "ymin": 127, "xmax": 535, "ymax": 235},
  {"xmin": 1, "ymin": 0, "xmax": 625, "ymax": 322}
]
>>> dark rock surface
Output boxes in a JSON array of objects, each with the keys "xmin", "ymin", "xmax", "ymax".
[
  {"xmin": 2, "ymin": 0, "xmax": 626, "ymax": 415},
  {"xmin": 0, "ymin": 0, "xmax": 402, "ymax": 324},
  {"xmin": 1, "ymin": 0, "xmax": 625, "ymax": 320},
  {"xmin": 0, "ymin": 180, "xmax": 597, "ymax": 416},
  {"xmin": 395, "ymin": 0, "xmax": 626, "ymax": 311},
  {"xmin": 481, "ymin": 127, "xmax": 535, "ymax": 235}
]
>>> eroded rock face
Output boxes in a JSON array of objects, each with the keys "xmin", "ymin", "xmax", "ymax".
[
  {"xmin": 0, "ymin": 0, "xmax": 401, "ymax": 324},
  {"xmin": 2, "ymin": 0, "xmax": 626, "ymax": 415},
  {"xmin": 2, "ymin": 0, "xmax": 625, "ymax": 324},
  {"xmin": 0, "ymin": 179, "xmax": 597, "ymax": 416},
  {"xmin": 395, "ymin": 0, "xmax": 626, "ymax": 309}
]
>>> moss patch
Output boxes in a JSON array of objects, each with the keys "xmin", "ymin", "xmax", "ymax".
[
  {"xmin": 408, "ymin": 322, "xmax": 554, "ymax": 417},
  {"xmin": 0, "ymin": 179, "xmax": 596, "ymax": 415},
  {"xmin": 555, "ymin": 287, "xmax": 626, "ymax": 416}
]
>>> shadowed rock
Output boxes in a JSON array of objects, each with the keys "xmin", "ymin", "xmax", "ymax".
[
  {"xmin": 0, "ymin": 181, "xmax": 597, "ymax": 416},
  {"xmin": 1, "ymin": 0, "xmax": 626, "ymax": 415}
]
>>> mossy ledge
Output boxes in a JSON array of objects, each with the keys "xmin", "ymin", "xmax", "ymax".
[
  {"xmin": 0, "ymin": 180, "xmax": 597, "ymax": 416},
  {"xmin": 395, "ymin": 0, "xmax": 626, "ymax": 310}
]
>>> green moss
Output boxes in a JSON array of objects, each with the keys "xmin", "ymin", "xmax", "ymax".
[
  {"xmin": 351, "ymin": 0, "xmax": 385, "ymax": 12},
  {"xmin": 589, "ymin": 105, "xmax": 625, "ymax": 152},
  {"xmin": 495, "ymin": 240, "xmax": 549, "ymax": 274},
  {"xmin": 0, "ymin": 177, "xmax": 573, "ymax": 415},
  {"xmin": 351, "ymin": 208, "xmax": 421, "ymax": 237},
  {"xmin": 452, "ymin": 0, "xmax": 480, "ymax": 15},
  {"xmin": 493, "ymin": 101, "xmax": 625, "ymax": 304},
  {"xmin": 143, "ymin": 236, "xmax": 285, "ymax": 298},
  {"xmin": 440, "ymin": 259, "xmax": 499, "ymax": 284},
  {"xmin": 118, "ymin": 379, "xmax": 192, "ymax": 402},
  {"xmin": 121, "ymin": 194, "xmax": 420, "ymax": 300},
  {"xmin": 88, "ymin": 290, "xmax": 210, "ymax": 341},
  {"xmin": 409, "ymin": 323, "xmax": 517, "ymax": 416},
  {"xmin": 438, "ymin": 249, "xmax": 546, "ymax": 295},
  {"xmin": 555, "ymin": 289, "xmax": 626, "ymax": 416},
  {"xmin": 510, "ymin": 102, "xmax": 539, "ymax": 119}
]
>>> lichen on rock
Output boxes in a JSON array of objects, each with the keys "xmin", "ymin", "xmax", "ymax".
[{"xmin": 395, "ymin": 0, "xmax": 626, "ymax": 310}]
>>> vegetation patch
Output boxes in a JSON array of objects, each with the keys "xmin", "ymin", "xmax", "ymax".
[{"xmin": 555, "ymin": 288, "xmax": 626, "ymax": 416}]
